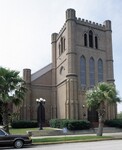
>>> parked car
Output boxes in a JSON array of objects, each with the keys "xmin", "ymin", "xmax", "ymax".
[{"xmin": 0, "ymin": 128, "xmax": 32, "ymax": 148}]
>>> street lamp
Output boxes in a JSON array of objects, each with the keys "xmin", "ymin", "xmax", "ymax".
[
  {"xmin": 36, "ymin": 98, "xmax": 46, "ymax": 130},
  {"xmin": 82, "ymin": 105, "xmax": 86, "ymax": 119}
]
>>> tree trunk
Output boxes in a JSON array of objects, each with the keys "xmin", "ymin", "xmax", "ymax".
[
  {"xmin": 97, "ymin": 115, "xmax": 104, "ymax": 136},
  {"xmin": 2, "ymin": 103, "xmax": 9, "ymax": 133},
  {"xmin": 97, "ymin": 102, "xmax": 105, "ymax": 136}
]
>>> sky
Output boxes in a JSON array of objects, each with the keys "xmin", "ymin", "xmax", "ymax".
[{"xmin": 0, "ymin": 0, "xmax": 122, "ymax": 112}]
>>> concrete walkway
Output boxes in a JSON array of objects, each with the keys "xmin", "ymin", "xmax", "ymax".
[
  {"xmin": 31, "ymin": 129, "xmax": 122, "ymax": 139},
  {"xmin": 28, "ymin": 127, "xmax": 122, "ymax": 137}
]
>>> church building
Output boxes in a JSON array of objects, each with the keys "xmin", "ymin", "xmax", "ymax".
[{"xmin": 21, "ymin": 8, "xmax": 116, "ymax": 124}]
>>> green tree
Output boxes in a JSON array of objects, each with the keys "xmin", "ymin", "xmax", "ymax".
[
  {"xmin": 117, "ymin": 112, "xmax": 122, "ymax": 119},
  {"xmin": 86, "ymin": 82, "xmax": 121, "ymax": 136},
  {"xmin": 0, "ymin": 67, "xmax": 27, "ymax": 133}
]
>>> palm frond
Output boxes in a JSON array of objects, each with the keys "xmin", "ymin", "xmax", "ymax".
[{"xmin": 86, "ymin": 82, "xmax": 121, "ymax": 110}]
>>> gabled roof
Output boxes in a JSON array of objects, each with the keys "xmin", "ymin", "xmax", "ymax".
[{"xmin": 31, "ymin": 63, "xmax": 52, "ymax": 81}]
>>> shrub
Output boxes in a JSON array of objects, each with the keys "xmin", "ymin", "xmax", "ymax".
[
  {"xmin": 67, "ymin": 120, "xmax": 91, "ymax": 130},
  {"xmin": 49, "ymin": 119, "xmax": 61, "ymax": 128},
  {"xmin": 60, "ymin": 119, "xmax": 69, "ymax": 128},
  {"xmin": 104, "ymin": 119, "xmax": 122, "ymax": 128},
  {"xmin": 49, "ymin": 119, "xmax": 91, "ymax": 130},
  {"xmin": 11, "ymin": 120, "xmax": 38, "ymax": 128}
]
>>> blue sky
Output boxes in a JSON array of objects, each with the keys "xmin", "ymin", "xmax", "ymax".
[{"xmin": 0, "ymin": 0, "xmax": 122, "ymax": 112}]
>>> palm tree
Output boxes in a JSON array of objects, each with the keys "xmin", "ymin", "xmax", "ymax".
[
  {"xmin": 0, "ymin": 67, "xmax": 27, "ymax": 133},
  {"xmin": 86, "ymin": 82, "xmax": 121, "ymax": 136}
]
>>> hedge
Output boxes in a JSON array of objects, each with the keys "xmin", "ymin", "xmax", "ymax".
[
  {"xmin": 104, "ymin": 119, "xmax": 122, "ymax": 128},
  {"xmin": 49, "ymin": 119, "xmax": 91, "ymax": 130},
  {"xmin": 67, "ymin": 120, "xmax": 91, "ymax": 130},
  {"xmin": 11, "ymin": 120, "xmax": 38, "ymax": 128}
]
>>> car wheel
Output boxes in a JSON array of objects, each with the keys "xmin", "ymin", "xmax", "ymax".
[{"xmin": 14, "ymin": 140, "xmax": 24, "ymax": 148}]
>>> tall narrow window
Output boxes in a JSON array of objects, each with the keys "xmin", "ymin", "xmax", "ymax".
[
  {"xmin": 80, "ymin": 56, "xmax": 86, "ymax": 86},
  {"xmin": 98, "ymin": 59, "xmax": 103, "ymax": 82},
  {"xmin": 89, "ymin": 30, "xmax": 93, "ymax": 48},
  {"xmin": 84, "ymin": 33, "xmax": 87, "ymax": 46},
  {"xmin": 61, "ymin": 37, "xmax": 63, "ymax": 53},
  {"xmin": 63, "ymin": 38, "xmax": 65, "ymax": 51},
  {"xmin": 89, "ymin": 57, "xmax": 95, "ymax": 86},
  {"xmin": 59, "ymin": 44, "xmax": 61, "ymax": 56},
  {"xmin": 95, "ymin": 36, "xmax": 98, "ymax": 49},
  {"xmin": 60, "ymin": 37, "xmax": 65, "ymax": 55}
]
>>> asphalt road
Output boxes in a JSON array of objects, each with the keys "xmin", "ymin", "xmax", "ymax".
[{"xmin": 1, "ymin": 140, "xmax": 122, "ymax": 150}]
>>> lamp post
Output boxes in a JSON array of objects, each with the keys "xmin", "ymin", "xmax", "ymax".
[
  {"xmin": 82, "ymin": 105, "xmax": 86, "ymax": 119},
  {"xmin": 36, "ymin": 98, "xmax": 46, "ymax": 130}
]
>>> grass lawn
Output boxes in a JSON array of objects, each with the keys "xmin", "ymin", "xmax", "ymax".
[
  {"xmin": 9, "ymin": 127, "xmax": 56, "ymax": 135},
  {"xmin": 10, "ymin": 128, "xmax": 38, "ymax": 135},
  {"xmin": 32, "ymin": 136, "xmax": 113, "ymax": 144}
]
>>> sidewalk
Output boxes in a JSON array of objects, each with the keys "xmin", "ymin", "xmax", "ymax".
[
  {"xmin": 31, "ymin": 128, "xmax": 122, "ymax": 139},
  {"xmin": 103, "ymin": 132, "xmax": 122, "ymax": 138},
  {"xmin": 29, "ymin": 127, "xmax": 120, "ymax": 136}
]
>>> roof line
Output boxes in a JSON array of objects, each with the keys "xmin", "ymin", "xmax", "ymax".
[{"xmin": 31, "ymin": 63, "xmax": 52, "ymax": 81}]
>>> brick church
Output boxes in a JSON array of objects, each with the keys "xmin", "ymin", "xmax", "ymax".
[{"xmin": 20, "ymin": 8, "xmax": 116, "ymax": 124}]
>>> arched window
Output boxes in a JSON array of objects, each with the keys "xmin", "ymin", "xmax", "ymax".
[
  {"xmin": 84, "ymin": 33, "xmax": 87, "ymax": 46},
  {"xmin": 60, "ymin": 66, "xmax": 65, "ymax": 75},
  {"xmin": 95, "ymin": 36, "xmax": 98, "ymax": 49},
  {"xmin": 59, "ymin": 37, "xmax": 66, "ymax": 55},
  {"xmin": 80, "ymin": 56, "xmax": 86, "ymax": 86},
  {"xmin": 89, "ymin": 30, "xmax": 93, "ymax": 48},
  {"xmin": 98, "ymin": 59, "xmax": 103, "ymax": 82},
  {"xmin": 89, "ymin": 57, "xmax": 95, "ymax": 86}
]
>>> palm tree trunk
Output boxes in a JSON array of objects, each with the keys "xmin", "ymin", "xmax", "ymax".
[
  {"xmin": 97, "ymin": 115, "xmax": 104, "ymax": 136},
  {"xmin": 97, "ymin": 102, "xmax": 105, "ymax": 136},
  {"xmin": 2, "ymin": 103, "xmax": 9, "ymax": 133}
]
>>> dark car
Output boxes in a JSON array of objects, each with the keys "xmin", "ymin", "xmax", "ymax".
[{"xmin": 0, "ymin": 128, "xmax": 32, "ymax": 148}]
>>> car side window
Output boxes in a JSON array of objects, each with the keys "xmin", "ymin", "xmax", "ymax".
[{"xmin": 0, "ymin": 130, "xmax": 5, "ymax": 136}]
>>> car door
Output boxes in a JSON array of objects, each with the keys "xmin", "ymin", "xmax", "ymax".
[{"xmin": 0, "ymin": 129, "xmax": 11, "ymax": 146}]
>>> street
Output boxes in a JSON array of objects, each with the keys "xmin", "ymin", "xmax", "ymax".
[{"xmin": 1, "ymin": 140, "xmax": 122, "ymax": 150}]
